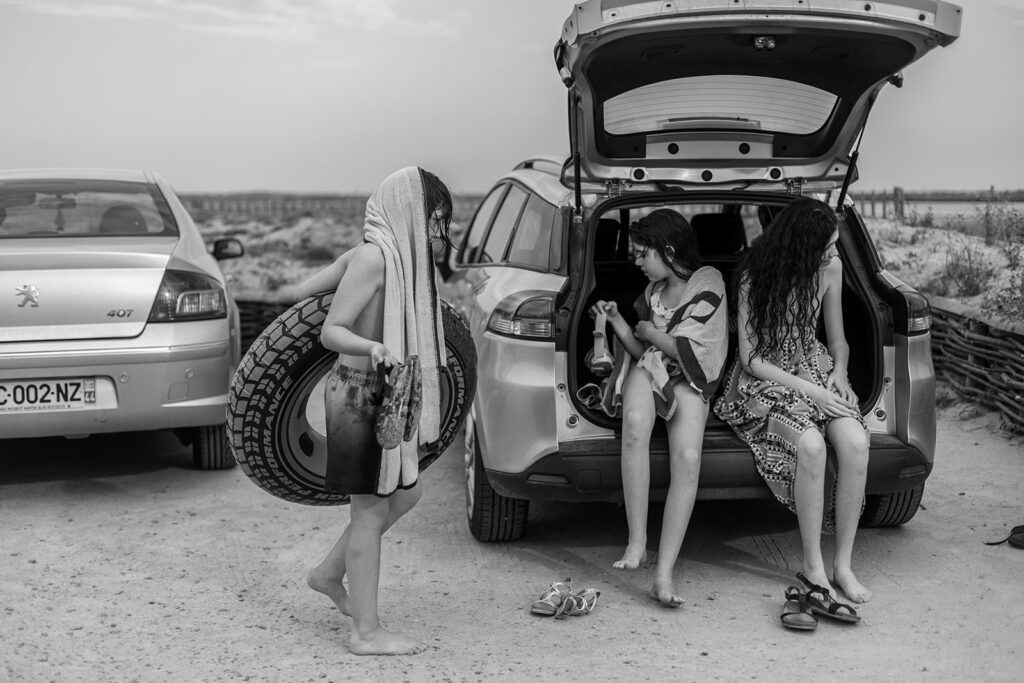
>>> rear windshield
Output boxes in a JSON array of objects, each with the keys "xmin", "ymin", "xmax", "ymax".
[
  {"xmin": 603, "ymin": 75, "xmax": 837, "ymax": 137},
  {"xmin": 0, "ymin": 179, "xmax": 178, "ymax": 238}
]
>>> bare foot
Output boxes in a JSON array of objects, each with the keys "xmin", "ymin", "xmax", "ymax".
[
  {"xmin": 612, "ymin": 543, "xmax": 647, "ymax": 570},
  {"xmin": 833, "ymin": 568, "xmax": 872, "ymax": 604},
  {"xmin": 306, "ymin": 567, "xmax": 351, "ymax": 617},
  {"xmin": 648, "ymin": 580, "xmax": 683, "ymax": 608},
  {"xmin": 349, "ymin": 627, "xmax": 427, "ymax": 656}
]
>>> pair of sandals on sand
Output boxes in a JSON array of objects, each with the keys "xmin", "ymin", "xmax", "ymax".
[
  {"xmin": 530, "ymin": 578, "xmax": 601, "ymax": 619},
  {"xmin": 780, "ymin": 573, "xmax": 862, "ymax": 631}
]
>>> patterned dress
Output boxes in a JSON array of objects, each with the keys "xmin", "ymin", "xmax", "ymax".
[{"xmin": 713, "ymin": 326, "xmax": 867, "ymax": 531}]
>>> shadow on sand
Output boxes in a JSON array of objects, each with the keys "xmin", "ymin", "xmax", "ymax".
[{"xmin": 0, "ymin": 430, "xmax": 199, "ymax": 486}]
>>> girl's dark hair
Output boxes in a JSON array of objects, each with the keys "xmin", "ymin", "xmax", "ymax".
[
  {"xmin": 629, "ymin": 208, "xmax": 701, "ymax": 279},
  {"xmin": 419, "ymin": 168, "xmax": 454, "ymax": 248},
  {"xmin": 737, "ymin": 197, "xmax": 839, "ymax": 361}
]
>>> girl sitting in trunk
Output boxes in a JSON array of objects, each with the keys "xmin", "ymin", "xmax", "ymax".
[
  {"xmin": 590, "ymin": 209, "xmax": 728, "ymax": 607},
  {"xmin": 714, "ymin": 197, "xmax": 872, "ymax": 606}
]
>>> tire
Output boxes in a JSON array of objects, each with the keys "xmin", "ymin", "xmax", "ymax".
[
  {"xmin": 193, "ymin": 424, "xmax": 235, "ymax": 470},
  {"xmin": 859, "ymin": 484, "xmax": 925, "ymax": 528},
  {"xmin": 226, "ymin": 292, "xmax": 476, "ymax": 506},
  {"xmin": 465, "ymin": 413, "xmax": 528, "ymax": 542}
]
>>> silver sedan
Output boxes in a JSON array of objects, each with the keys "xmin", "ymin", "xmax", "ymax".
[{"xmin": 0, "ymin": 169, "xmax": 243, "ymax": 468}]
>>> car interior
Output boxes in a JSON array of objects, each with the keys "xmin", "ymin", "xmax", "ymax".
[
  {"xmin": 98, "ymin": 204, "xmax": 149, "ymax": 234},
  {"xmin": 576, "ymin": 202, "xmax": 877, "ymax": 430}
]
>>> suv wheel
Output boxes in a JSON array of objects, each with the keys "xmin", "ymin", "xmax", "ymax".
[
  {"xmin": 193, "ymin": 424, "xmax": 235, "ymax": 470},
  {"xmin": 860, "ymin": 484, "xmax": 925, "ymax": 528},
  {"xmin": 465, "ymin": 416, "xmax": 528, "ymax": 542}
]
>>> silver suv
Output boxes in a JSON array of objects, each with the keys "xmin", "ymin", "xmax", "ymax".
[{"xmin": 440, "ymin": 0, "xmax": 962, "ymax": 541}]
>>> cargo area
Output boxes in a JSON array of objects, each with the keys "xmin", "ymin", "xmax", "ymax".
[{"xmin": 568, "ymin": 199, "xmax": 883, "ymax": 440}]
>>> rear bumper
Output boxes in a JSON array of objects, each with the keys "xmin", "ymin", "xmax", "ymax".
[
  {"xmin": 486, "ymin": 430, "xmax": 932, "ymax": 503},
  {"xmin": 0, "ymin": 320, "xmax": 235, "ymax": 439}
]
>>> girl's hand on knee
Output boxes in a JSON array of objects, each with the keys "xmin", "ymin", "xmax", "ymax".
[
  {"xmin": 827, "ymin": 372, "xmax": 858, "ymax": 406},
  {"xmin": 811, "ymin": 386, "xmax": 859, "ymax": 418}
]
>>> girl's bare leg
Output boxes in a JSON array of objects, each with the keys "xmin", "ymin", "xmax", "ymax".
[
  {"xmin": 345, "ymin": 487, "xmax": 426, "ymax": 655},
  {"xmin": 827, "ymin": 418, "xmax": 872, "ymax": 603},
  {"xmin": 307, "ymin": 484, "xmax": 423, "ymax": 616},
  {"xmin": 651, "ymin": 385, "xmax": 706, "ymax": 606},
  {"xmin": 793, "ymin": 428, "xmax": 835, "ymax": 596},
  {"xmin": 614, "ymin": 368, "xmax": 656, "ymax": 570}
]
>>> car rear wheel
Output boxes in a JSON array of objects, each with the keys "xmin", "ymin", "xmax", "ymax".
[
  {"xmin": 465, "ymin": 414, "xmax": 528, "ymax": 542},
  {"xmin": 859, "ymin": 484, "xmax": 925, "ymax": 527},
  {"xmin": 227, "ymin": 292, "xmax": 476, "ymax": 505},
  {"xmin": 192, "ymin": 424, "xmax": 235, "ymax": 470}
]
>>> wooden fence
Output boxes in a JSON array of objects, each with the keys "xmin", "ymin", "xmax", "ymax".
[
  {"xmin": 852, "ymin": 186, "xmax": 1024, "ymax": 221},
  {"xmin": 234, "ymin": 296, "xmax": 1024, "ymax": 434},
  {"xmin": 930, "ymin": 298, "xmax": 1024, "ymax": 433},
  {"xmin": 237, "ymin": 300, "xmax": 291, "ymax": 353}
]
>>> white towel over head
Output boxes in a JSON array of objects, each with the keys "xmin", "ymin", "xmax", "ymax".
[{"xmin": 362, "ymin": 167, "xmax": 446, "ymax": 495}]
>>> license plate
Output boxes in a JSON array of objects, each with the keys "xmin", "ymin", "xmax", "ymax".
[{"xmin": 0, "ymin": 378, "xmax": 97, "ymax": 413}]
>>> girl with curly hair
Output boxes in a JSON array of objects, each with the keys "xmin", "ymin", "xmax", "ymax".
[{"xmin": 714, "ymin": 197, "xmax": 872, "ymax": 605}]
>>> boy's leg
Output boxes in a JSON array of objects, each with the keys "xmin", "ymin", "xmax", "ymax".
[
  {"xmin": 308, "ymin": 482, "xmax": 424, "ymax": 617},
  {"xmin": 614, "ymin": 368, "xmax": 656, "ymax": 570},
  {"xmin": 827, "ymin": 417, "xmax": 872, "ymax": 603},
  {"xmin": 346, "ymin": 492, "xmax": 426, "ymax": 656},
  {"xmin": 651, "ymin": 384, "xmax": 707, "ymax": 606},
  {"xmin": 793, "ymin": 428, "xmax": 833, "ymax": 596}
]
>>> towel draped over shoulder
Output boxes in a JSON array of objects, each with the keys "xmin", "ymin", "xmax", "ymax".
[{"xmin": 588, "ymin": 265, "xmax": 729, "ymax": 420}]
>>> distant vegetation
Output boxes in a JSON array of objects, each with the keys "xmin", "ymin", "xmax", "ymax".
[{"xmin": 192, "ymin": 194, "xmax": 482, "ymax": 301}]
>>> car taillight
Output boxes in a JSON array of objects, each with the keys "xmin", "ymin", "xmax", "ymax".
[
  {"xmin": 148, "ymin": 270, "xmax": 227, "ymax": 322},
  {"xmin": 487, "ymin": 291, "xmax": 555, "ymax": 340},
  {"xmin": 903, "ymin": 289, "xmax": 932, "ymax": 334}
]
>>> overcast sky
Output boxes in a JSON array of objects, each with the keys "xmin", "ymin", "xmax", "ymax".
[{"xmin": 1, "ymin": 0, "xmax": 1021, "ymax": 195}]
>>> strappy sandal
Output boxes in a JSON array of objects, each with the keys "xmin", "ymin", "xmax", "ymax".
[
  {"xmin": 530, "ymin": 577, "xmax": 573, "ymax": 616},
  {"xmin": 554, "ymin": 587, "xmax": 601, "ymax": 619},
  {"xmin": 795, "ymin": 573, "xmax": 860, "ymax": 624},
  {"xmin": 587, "ymin": 309, "xmax": 613, "ymax": 376},
  {"xmin": 780, "ymin": 586, "xmax": 817, "ymax": 631}
]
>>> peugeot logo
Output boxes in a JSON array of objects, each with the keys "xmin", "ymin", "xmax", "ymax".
[{"xmin": 15, "ymin": 284, "xmax": 39, "ymax": 308}]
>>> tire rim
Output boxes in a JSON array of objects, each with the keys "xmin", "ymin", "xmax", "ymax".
[{"xmin": 275, "ymin": 354, "xmax": 335, "ymax": 488}]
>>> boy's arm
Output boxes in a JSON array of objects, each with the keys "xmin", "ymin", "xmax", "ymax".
[
  {"xmin": 320, "ymin": 245, "xmax": 395, "ymax": 368},
  {"xmin": 295, "ymin": 252, "xmax": 349, "ymax": 300}
]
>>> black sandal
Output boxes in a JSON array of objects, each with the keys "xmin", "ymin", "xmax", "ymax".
[
  {"xmin": 795, "ymin": 573, "xmax": 861, "ymax": 624},
  {"xmin": 780, "ymin": 586, "xmax": 817, "ymax": 631},
  {"xmin": 984, "ymin": 524, "xmax": 1024, "ymax": 549}
]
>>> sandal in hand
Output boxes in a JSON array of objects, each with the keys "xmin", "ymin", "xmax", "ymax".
[{"xmin": 587, "ymin": 309, "xmax": 613, "ymax": 376}]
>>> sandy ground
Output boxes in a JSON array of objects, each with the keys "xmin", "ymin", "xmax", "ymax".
[{"xmin": 1, "ymin": 386, "xmax": 1022, "ymax": 682}]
